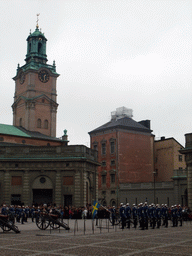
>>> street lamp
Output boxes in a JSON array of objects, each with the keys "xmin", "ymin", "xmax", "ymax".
[{"xmin": 153, "ymin": 171, "xmax": 157, "ymax": 204}]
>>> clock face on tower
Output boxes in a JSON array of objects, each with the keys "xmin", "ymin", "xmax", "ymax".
[{"xmin": 38, "ymin": 70, "xmax": 49, "ymax": 83}]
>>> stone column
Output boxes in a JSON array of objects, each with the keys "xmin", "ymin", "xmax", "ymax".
[
  {"xmin": 3, "ymin": 171, "xmax": 11, "ymax": 205},
  {"xmin": 55, "ymin": 171, "xmax": 62, "ymax": 206},
  {"xmin": 188, "ymin": 165, "xmax": 192, "ymax": 210},
  {"xmin": 74, "ymin": 170, "xmax": 81, "ymax": 207},
  {"xmin": 83, "ymin": 171, "xmax": 87, "ymax": 207},
  {"xmin": 22, "ymin": 170, "xmax": 30, "ymax": 205},
  {"xmin": 173, "ymin": 179, "xmax": 179, "ymax": 205}
]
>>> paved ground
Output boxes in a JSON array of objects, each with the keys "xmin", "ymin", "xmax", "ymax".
[{"xmin": 0, "ymin": 219, "xmax": 192, "ymax": 256}]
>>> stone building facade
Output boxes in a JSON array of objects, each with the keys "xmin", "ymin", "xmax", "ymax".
[{"xmin": 0, "ymin": 144, "xmax": 98, "ymax": 207}]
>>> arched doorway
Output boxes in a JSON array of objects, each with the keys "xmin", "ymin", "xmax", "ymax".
[{"xmin": 32, "ymin": 176, "xmax": 53, "ymax": 205}]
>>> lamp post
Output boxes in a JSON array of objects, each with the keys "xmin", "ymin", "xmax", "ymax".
[{"xmin": 153, "ymin": 171, "xmax": 157, "ymax": 204}]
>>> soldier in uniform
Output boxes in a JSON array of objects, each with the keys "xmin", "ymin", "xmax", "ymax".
[
  {"xmin": 164, "ymin": 204, "xmax": 169, "ymax": 228},
  {"xmin": 151, "ymin": 203, "xmax": 156, "ymax": 229},
  {"xmin": 125, "ymin": 203, "xmax": 131, "ymax": 229},
  {"xmin": 143, "ymin": 202, "xmax": 148, "ymax": 230},
  {"xmin": 171, "ymin": 205, "xmax": 177, "ymax": 227},
  {"xmin": 177, "ymin": 205, "xmax": 182, "ymax": 226},
  {"xmin": 156, "ymin": 204, "xmax": 162, "ymax": 228},
  {"xmin": 1, "ymin": 204, "xmax": 8, "ymax": 215},
  {"xmin": 119, "ymin": 203, "xmax": 126, "ymax": 229},
  {"xmin": 110, "ymin": 206, "xmax": 116, "ymax": 226},
  {"xmin": 132, "ymin": 204, "xmax": 138, "ymax": 229}
]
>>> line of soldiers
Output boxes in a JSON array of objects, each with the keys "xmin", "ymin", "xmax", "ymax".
[
  {"xmin": 117, "ymin": 202, "xmax": 183, "ymax": 230},
  {"xmin": 1, "ymin": 205, "xmax": 37, "ymax": 224},
  {"xmin": 0, "ymin": 204, "xmax": 65, "ymax": 224}
]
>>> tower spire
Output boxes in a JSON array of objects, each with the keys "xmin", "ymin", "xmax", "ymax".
[{"xmin": 36, "ymin": 13, "xmax": 40, "ymax": 29}]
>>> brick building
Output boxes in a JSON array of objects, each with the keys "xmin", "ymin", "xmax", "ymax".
[
  {"xmin": 89, "ymin": 107, "xmax": 154, "ymax": 206},
  {"xmin": 0, "ymin": 23, "xmax": 99, "ymax": 207},
  {"xmin": 89, "ymin": 107, "xmax": 187, "ymax": 207}
]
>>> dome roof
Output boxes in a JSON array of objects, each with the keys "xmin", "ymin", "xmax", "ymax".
[{"xmin": 27, "ymin": 27, "xmax": 47, "ymax": 40}]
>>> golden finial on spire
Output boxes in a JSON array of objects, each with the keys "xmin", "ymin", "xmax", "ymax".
[{"xmin": 36, "ymin": 13, "xmax": 40, "ymax": 29}]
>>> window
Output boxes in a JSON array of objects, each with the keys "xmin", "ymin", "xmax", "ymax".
[
  {"xmin": 38, "ymin": 42, "xmax": 43, "ymax": 54},
  {"xmin": 102, "ymin": 175, "xmax": 106, "ymax": 184},
  {"xmin": 44, "ymin": 120, "xmax": 48, "ymax": 129},
  {"xmin": 63, "ymin": 176, "xmax": 73, "ymax": 185},
  {"xmin": 111, "ymin": 160, "xmax": 115, "ymax": 166},
  {"xmin": 11, "ymin": 176, "xmax": 22, "ymax": 186},
  {"xmin": 111, "ymin": 190, "xmax": 115, "ymax": 194},
  {"xmin": 179, "ymin": 155, "xmax": 182, "ymax": 162},
  {"xmin": 101, "ymin": 143, "xmax": 106, "ymax": 155},
  {"xmin": 110, "ymin": 174, "xmax": 115, "ymax": 183},
  {"xmin": 19, "ymin": 118, "xmax": 22, "ymax": 126},
  {"xmin": 29, "ymin": 43, "xmax": 31, "ymax": 53},
  {"xmin": 93, "ymin": 141, "xmax": 98, "ymax": 151},
  {"xmin": 110, "ymin": 141, "xmax": 115, "ymax": 154},
  {"xmin": 101, "ymin": 161, "xmax": 106, "ymax": 167},
  {"xmin": 37, "ymin": 118, "xmax": 41, "ymax": 128}
]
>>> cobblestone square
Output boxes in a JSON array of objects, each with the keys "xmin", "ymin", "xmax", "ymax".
[{"xmin": 0, "ymin": 220, "xmax": 192, "ymax": 256}]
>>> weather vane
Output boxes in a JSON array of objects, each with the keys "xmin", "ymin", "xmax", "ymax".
[{"xmin": 36, "ymin": 13, "xmax": 40, "ymax": 28}]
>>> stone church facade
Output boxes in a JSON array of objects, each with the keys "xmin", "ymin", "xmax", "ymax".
[{"xmin": 0, "ymin": 22, "xmax": 99, "ymax": 207}]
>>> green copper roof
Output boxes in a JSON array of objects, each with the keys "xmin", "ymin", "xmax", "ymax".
[
  {"xmin": 27, "ymin": 27, "xmax": 47, "ymax": 40},
  {"xmin": 0, "ymin": 124, "xmax": 31, "ymax": 137}
]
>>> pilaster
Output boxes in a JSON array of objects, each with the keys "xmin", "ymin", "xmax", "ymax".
[
  {"xmin": 74, "ymin": 170, "xmax": 81, "ymax": 207},
  {"xmin": 22, "ymin": 170, "xmax": 30, "ymax": 205},
  {"xmin": 55, "ymin": 171, "xmax": 62, "ymax": 206},
  {"xmin": 188, "ymin": 165, "xmax": 192, "ymax": 209},
  {"xmin": 3, "ymin": 171, "xmax": 11, "ymax": 205}
]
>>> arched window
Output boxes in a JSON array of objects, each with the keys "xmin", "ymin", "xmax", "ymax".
[
  {"xmin": 29, "ymin": 43, "xmax": 31, "ymax": 53},
  {"xmin": 19, "ymin": 118, "xmax": 22, "ymax": 127},
  {"xmin": 38, "ymin": 42, "xmax": 42, "ymax": 54},
  {"xmin": 37, "ymin": 118, "xmax": 41, "ymax": 128},
  {"xmin": 44, "ymin": 120, "xmax": 48, "ymax": 129}
]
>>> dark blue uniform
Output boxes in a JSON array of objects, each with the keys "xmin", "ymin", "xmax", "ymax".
[
  {"xmin": 125, "ymin": 204, "xmax": 131, "ymax": 228},
  {"xmin": 119, "ymin": 204, "xmax": 126, "ymax": 229}
]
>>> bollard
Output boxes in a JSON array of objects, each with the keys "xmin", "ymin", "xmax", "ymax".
[
  {"xmin": 74, "ymin": 219, "xmax": 78, "ymax": 236},
  {"xmin": 84, "ymin": 218, "xmax": 86, "ymax": 235},
  {"xmin": 68, "ymin": 218, "xmax": 70, "ymax": 233},
  {"xmin": 92, "ymin": 219, "xmax": 94, "ymax": 234}
]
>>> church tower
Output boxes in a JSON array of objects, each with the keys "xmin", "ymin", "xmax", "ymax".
[{"xmin": 12, "ymin": 19, "xmax": 59, "ymax": 137}]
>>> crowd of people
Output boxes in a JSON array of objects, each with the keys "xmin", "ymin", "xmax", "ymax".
[{"xmin": 0, "ymin": 202, "xmax": 191, "ymax": 230}]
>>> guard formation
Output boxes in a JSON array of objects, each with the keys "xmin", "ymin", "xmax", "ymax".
[
  {"xmin": 0, "ymin": 203, "xmax": 191, "ymax": 233},
  {"xmin": 111, "ymin": 202, "xmax": 186, "ymax": 230},
  {"xmin": 0, "ymin": 204, "xmax": 70, "ymax": 232}
]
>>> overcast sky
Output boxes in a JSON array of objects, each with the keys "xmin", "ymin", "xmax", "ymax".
[{"xmin": 0, "ymin": 0, "xmax": 192, "ymax": 146}]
